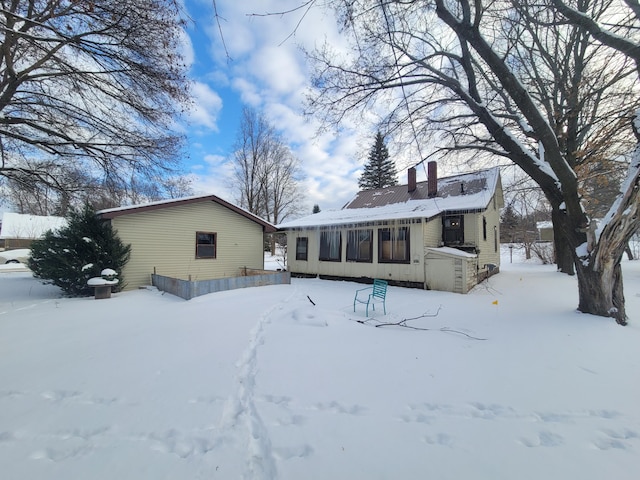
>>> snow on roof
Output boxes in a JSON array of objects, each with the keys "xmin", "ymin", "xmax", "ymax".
[
  {"xmin": 426, "ymin": 246, "xmax": 478, "ymax": 258},
  {"xmin": 279, "ymin": 167, "xmax": 501, "ymax": 229},
  {"xmin": 0, "ymin": 212, "xmax": 66, "ymax": 239},
  {"xmin": 536, "ymin": 221, "xmax": 553, "ymax": 229},
  {"xmin": 96, "ymin": 193, "xmax": 277, "ymax": 232}
]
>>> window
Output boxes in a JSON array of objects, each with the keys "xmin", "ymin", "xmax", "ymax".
[
  {"xmin": 196, "ymin": 232, "xmax": 216, "ymax": 259},
  {"xmin": 319, "ymin": 230, "xmax": 341, "ymax": 261},
  {"xmin": 378, "ymin": 227, "xmax": 410, "ymax": 263},
  {"xmin": 443, "ymin": 215, "xmax": 464, "ymax": 244},
  {"xmin": 347, "ymin": 229, "xmax": 373, "ymax": 262},
  {"xmin": 296, "ymin": 237, "xmax": 308, "ymax": 261}
]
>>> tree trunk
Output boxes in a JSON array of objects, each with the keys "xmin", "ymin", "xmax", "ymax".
[
  {"xmin": 552, "ymin": 207, "xmax": 576, "ymax": 275},
  {"xmin": 576, "ymin": 260, "xmax": 627, "ymax": 325}
]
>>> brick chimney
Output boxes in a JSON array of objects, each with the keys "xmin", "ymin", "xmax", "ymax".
[
  {"xmin": 408, "ymin": 167, "xmax": 417, "ymax": 193},
  {"xmin": 427, "ymin": 161, "xmax": 437, "ymax": 197}
]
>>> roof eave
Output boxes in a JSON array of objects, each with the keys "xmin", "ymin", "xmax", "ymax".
[{"xmin": 97, "ymin": 195, "xmax": 277, "ymax": 233}]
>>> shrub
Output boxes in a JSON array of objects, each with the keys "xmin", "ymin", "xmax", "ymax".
[{"xmin": 29, "ymin": 205, "xmax": 131, "ymax": 296}]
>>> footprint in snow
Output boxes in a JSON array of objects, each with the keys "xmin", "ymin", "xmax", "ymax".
[{"xmin": 520, "ymin": 431, "xmax": 564, "ymax": 448}]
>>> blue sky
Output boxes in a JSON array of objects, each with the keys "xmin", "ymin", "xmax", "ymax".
[{"xmin": 180, "ymin": 0, "xmax": 419, "ymax": 214}]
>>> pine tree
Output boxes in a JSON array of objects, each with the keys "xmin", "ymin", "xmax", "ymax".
[
  {"xmin": 312, "ymin": 204, "xmax": 321, "ymax": 213},
  {"xmin": 358, "ymin": 132, "xmax": 398, "ymax": 190},
  {"xmin": 29, "ymin": 205, "xmax": 131, "ymax": 296},
  {"xmin": 500, "ymin": 204, "xmax": 520, "ymax": 243}
]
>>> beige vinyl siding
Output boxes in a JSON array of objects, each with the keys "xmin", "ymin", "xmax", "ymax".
[
  {"xmin": 422, "ymin": 218, "xmax": 442, "ymax": 248},
  {"xmin": 111, "ymin": 201, "xmax": 264, "ymax": 290},
  {"xmin": 473, "ymin": 195, "xmax": 501, "ymax": 269}
]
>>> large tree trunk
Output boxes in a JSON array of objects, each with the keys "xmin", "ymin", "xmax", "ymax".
[{"xmin": 576, "ymin": 260, "xmax": 627, "ymax": 325}]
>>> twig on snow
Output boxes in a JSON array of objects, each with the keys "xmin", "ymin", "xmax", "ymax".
[{"xmin": 356, "ymin": 305, "xmax": 487, "ymax": 340}]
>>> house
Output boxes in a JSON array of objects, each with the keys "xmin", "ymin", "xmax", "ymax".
[
  {"xmin": 536, "ymin": 221, "xmax": 554, "ymax": 242},
  {"xmin": 97, "ymin": 194, "xmax": 277, "ymax": 290},
  {"xmin": 0, "ymin": 212, "xmax": 66, "ymax": 249},
  {"xmin": 278, "ymin": 162, "xmax": 504, "ymax": 294}
]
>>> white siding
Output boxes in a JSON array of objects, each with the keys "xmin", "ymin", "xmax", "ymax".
[
  {"xmin": 111, "ymin": 201, "xmax": 264, "ymax": 290},
  {"xmin": 287, "ymin": 221, "xmax": 425, "ymax": 284},
  {"xmin": 423, "ymin": 218, "xmax": 442, "ymax": 247}
]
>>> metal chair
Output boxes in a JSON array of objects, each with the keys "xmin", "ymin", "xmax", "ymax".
[{"xmin": 353, "ymin": 279, "xmax": 388, "ymax": 317}]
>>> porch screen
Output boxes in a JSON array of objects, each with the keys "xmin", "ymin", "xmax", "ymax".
[
  {"xmin": 346, "ymin": 229, "xmax": 373, "ymax": 262},
  {"xmin": 296, "ymin": 237, "xmax": 308, "ymax": 261},
  {"xmin": 378, "ymin": 226, "xmax": 409, "ymax": 263},
  {"xmin": 319, "ymin": 230, "xmax": 341, "ymax": 261}
]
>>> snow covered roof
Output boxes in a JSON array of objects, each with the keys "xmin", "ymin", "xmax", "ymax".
[
  {"xmin": 0, "ymin": 212, "xmax": 66, "ymax": 239},
  {"xmin": 96, "ymin": 194, "xmax": 277, "ymax": 233},
  {"xmin": 536, "ymin": 221, "xmax": 553, "ymax": 229},
  {"xmin": 279, "ymin": 167, "xmax": 502, "ymax": 229}
]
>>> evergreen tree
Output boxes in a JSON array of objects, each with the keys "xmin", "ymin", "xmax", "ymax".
[
  {"xmin": 500, "ymin": 204, "xmax": 520, "ymax": 243},
  {"xmin": 29, "ymin": 205, "xmax": 131, "ymax": 296},
  {"xmin": 312, "ymin": 204, "xmax": 321, "ymax": 213},
  {"xmin": 358, "ymin": 132, "xmax": 398, "ymax": 190}
]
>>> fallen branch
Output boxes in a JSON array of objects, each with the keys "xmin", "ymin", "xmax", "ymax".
[{"xmin": 356, "ymin": 305, "xmax": 487, "ymax": 340}]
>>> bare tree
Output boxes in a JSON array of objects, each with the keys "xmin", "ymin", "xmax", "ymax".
[
  {"xmin": 0, "ymin": 0, "xmax": 190, "ymax": 198},
  {"xmin": 307, "ymin": 0, "xmax": 640, "ymax": 324},
  {"xmin": 230, "ymin": 107, "xmax": 304, "ymax": 225}
]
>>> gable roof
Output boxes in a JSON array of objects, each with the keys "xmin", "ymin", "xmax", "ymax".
[
  {"xmin": 97, "ymin": 194, "xmax": 277, "ymax": 233},
  {"xmin": 278, "ymin": 167, "xmax": 502, "ymax": 229},
  {"xmin": 0, "ymin": 212, "xmax": 67, "ymax": 239}
]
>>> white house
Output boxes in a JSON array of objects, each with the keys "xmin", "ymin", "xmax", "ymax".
[
  {"xmin": 278, "ymin": 162, "xmax": 504, "ymax": 294},
  {"xmin": 0, "ymin": 212, "xmax": 66, "ymax": 249}
]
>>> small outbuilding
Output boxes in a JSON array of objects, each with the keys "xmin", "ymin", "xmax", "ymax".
[{"xmin": 97, "ymin": 195, "xmax": 277, "ymax": 290}]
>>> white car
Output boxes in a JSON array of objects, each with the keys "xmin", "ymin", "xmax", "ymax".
[{"xmin": 0, "ymin": 249, "xmax": 31, "ymax": 264}]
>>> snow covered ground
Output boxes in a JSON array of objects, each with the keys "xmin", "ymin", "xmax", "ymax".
[{"xmin": 1, "ymin": 248, "xmax": 639, "ymax": 479}]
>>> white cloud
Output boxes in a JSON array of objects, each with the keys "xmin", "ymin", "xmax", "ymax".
[
  {"xmin": 188, "ymin": 81, "xmax": 223, "ymax": 131},
  {"xmin": 178, "ymin": 27, "xmax": 195, "ymax": 69},
  {"xmin": 185, "ymin": 0, "xmax": 381, "ymax": 212}
]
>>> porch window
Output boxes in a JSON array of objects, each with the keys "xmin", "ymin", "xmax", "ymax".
[
  {"xmin": 319, "ymin": 230, "xmax": 341, "ymax": 261},
  {"xmin": 378, "ymin": 227, "xmax": 410, "ymax": 263},
  {"xmin": 346, "ymin": 229, "xmax": 373, "ymax": 262},
  {"xmin": 296, "ymin": 237, "xmax": 308, "ymax": 261},
  {"xmin": 196, "ymin": 232, "xmax": 216, "ymax": 259},
  {"xmin": 443, "ymin": 215, "xmax": 464, "ymax": 244}
]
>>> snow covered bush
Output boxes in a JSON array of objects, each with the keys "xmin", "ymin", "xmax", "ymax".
[{"xmin": 28, "ymin": 205, "xmax": 131, "ymax": 296}]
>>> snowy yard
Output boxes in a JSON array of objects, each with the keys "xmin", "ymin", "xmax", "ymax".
[{"xmin": 1, "ymin": 251, "xmax": 640, "ymax": 479}]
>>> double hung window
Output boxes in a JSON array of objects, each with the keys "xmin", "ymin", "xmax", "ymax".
[{"xmin": 196, "ymin": 232, "xmax": 216, "ymax": 259}]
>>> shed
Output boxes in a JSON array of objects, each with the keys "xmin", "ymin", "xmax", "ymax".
[
  {"xmin": 97, "ymin": 194, "xmax": 276, "ymax": 290},
  {"xmin": 424, "ymin": 247, "xmax": 478, "ymax": 294},
  {"xmin": 536, "ymin": 221, "xmax": 554, "ymax": 242}
]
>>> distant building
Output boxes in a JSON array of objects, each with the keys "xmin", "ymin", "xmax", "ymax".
[
  {"xmin": 0, "ymin": 212, "xmax": 66, "ymax": 249},
  {"xmin": 536, "ymin": 221, "xmax": 554, "ymax": 242}
]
